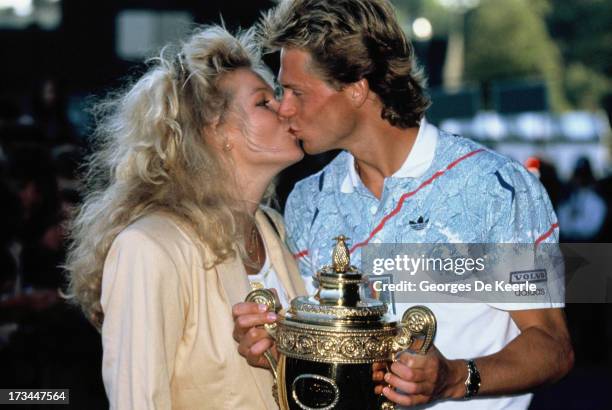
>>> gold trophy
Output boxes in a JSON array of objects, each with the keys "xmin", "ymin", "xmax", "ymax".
[{"xmin": 246, "ymin": 236, "xmax": 437, "ymax": 409}]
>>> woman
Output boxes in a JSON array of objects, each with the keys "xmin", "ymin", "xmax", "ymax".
[{"xmin": 65, "ymin": 26, "xmax": 306, "ymax": 409}]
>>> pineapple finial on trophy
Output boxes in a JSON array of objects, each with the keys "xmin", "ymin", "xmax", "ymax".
[{"xmin": 332, "ymin": 235, "xmax": 351, "ymax": 273}]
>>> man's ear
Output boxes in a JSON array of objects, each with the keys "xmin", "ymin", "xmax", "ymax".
[{"xmin": 347, "ymin": 78, "xmax": 370, "ymax": 107}]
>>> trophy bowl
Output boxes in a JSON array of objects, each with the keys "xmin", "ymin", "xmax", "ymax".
[{"xmin": 246, "ymin": 236, "xmax": 436, "ymax": 410}]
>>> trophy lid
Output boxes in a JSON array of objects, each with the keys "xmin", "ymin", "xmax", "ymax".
[
  {"xmin": 284, "ymin": 236, "xmax": 391, "ymax": 329},
  {"xmin": 273, "ymin": 236, "xmax": 436, "ymax": 365}
]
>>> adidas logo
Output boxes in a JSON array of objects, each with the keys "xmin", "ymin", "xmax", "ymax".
[{"xmin": 409, "ymin": 216, "xmax": 429, "ymax": 230}]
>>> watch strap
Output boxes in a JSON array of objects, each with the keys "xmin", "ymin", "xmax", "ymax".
[{"xmin": 464, "ymin": 359, "xmax": 481, "ymax": 399}]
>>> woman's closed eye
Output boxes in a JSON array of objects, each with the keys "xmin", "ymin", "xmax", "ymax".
[
  {"xmin": 256, "ymin": 98, "xmax": 271, "ymax": 107},
  {"xmin": 259, "ymin": 97, "xmax": 280, "ymax": 113}
]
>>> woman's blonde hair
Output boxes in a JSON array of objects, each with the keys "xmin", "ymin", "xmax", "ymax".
[{"xmin": 65, "ymin": 25, "xmax": 270, "ymax": 327}]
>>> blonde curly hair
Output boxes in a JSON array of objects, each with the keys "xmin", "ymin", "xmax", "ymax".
[{"xmin": 64, "ymin": 25, "xmax": 272, "ymax": 328}]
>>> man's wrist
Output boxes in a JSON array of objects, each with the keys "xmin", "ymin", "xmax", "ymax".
[{"xmin": 443, "ymin": 359, "xmax": 470, "ymax": 400}]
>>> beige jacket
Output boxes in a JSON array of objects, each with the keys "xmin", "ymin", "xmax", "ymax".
[{"xmin": 100, "ymin": 208, "xmax": 306, "ymax": 409}]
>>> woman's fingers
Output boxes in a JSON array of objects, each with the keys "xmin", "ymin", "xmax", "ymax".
[{"xmin": 232, "ymin": 302, "xmax": 276, "ymax": 342}]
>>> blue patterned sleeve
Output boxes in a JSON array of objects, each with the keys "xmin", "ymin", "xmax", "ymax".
[
  {"xmin": 284, "ymin": 178, "xmax": 318, "ymax": 281},
  {"xmin": 482, "ymin": 160, "xmax": 564, "ymax": 310},
  {"xmin": 484, "ymin": 161, "xmax": 559, "ymax": 244}
]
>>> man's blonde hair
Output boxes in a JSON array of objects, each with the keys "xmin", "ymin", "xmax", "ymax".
[{"xmin": 261, "ymin": 0, "xmax": 430, "ymax": 129}]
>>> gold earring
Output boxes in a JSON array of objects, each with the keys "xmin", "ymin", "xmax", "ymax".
[{"xmin": 223, "ymin": 142, "xmax": 233, "ymax": 151}]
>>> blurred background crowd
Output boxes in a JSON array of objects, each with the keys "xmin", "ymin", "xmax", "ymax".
[{"xmin": 0, "ymin": 1, "xmax": 610, "ymax": 408}]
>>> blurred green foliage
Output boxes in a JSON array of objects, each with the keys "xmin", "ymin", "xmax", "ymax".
[
  {"xmin": 391, "ymin": 0, "xmax": 612, "ymax": 112},
  {"xmin": 564, "ymin": 63, "xmax": 611, "ymax": 111},
  {"xmin": 547, "ymin": 0, "xmax": 612, "ymax": 111},
  {"xmin": 464, "ymin": 0, "xmax": 567, "ymax": 111}
]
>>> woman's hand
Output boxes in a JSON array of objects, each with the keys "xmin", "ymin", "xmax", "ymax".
[{"xmin": 232, "ymin": 301, "xmax": 279, "ymax": 369}]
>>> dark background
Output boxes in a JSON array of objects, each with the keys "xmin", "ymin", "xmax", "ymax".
[{"xmin": 0, "ymin": 1, "xmax": 611, "ymax": 409}]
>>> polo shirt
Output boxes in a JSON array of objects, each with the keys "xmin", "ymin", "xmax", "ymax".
[{"xmin": 284, "ymin": 119, "xmax": 562, "ymax": 409}]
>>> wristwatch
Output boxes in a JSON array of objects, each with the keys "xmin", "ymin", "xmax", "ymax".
[{"xmin": 464, "ymin": 359, "xmax": 481, "ymax": 399}]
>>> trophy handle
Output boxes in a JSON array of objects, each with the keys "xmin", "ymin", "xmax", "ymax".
[
  {"xmin": 381, "ymin": 306, "xmax": 437, "ymax": 410},
  {"xmin": 245, "ymin": 289, "xmax": 283, "ymax": 400},
  {"xmin": 392, "ymin": 305, "xmax": 437, "ymax": 357}
]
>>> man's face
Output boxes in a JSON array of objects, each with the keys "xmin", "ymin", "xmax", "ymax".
[{"xmin": 277, "ymin": 48, "xmax": 357, "ymax": 154}]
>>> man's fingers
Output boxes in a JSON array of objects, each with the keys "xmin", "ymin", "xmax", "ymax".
[
  {"xmin": 381, "ymin": 385, "xmax": 434, "ymax": 407},
  {"xmin": 396, "ymin": 351, "xmax": 429, "ymax": 368},
  {"xmin": 372, "ymin": 370, "xmax": 385, "ymax": 382},
  {"xmin": 374, "ymin": 384, "xmax": 383, "ymax": 395},
  {"xmin": 384, "ymin": 372, "xmax": 433, "ymax": 396},
  {"xmin": 390, "ymin": 362, "xmax": 427, "ymax": 382},
  {"xmin": 382, "ymin": 387, "xmax": 431, "ymax": 407},
  {"xmin": 381, "ymin": 387, "xmax": 413, "ymax": 407},
  {"xmin": 372, "ymin": 361, "xmax": 387, "ymax": 371}
]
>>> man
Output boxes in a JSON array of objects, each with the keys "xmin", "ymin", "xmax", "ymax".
[{"xmin": 233, "ymin": 0, "xmax": 573, "ymax": 408}]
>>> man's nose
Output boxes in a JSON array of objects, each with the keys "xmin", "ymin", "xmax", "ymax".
[{"xmin": 278, "ymin": 96, "xmax": 297, "ymax": 119}]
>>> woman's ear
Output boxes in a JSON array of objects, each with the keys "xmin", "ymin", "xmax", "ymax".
[
  {"xmin": 204, "ymin": 114, "xmax": 223, "ymax": 142},
  {"xmin": 205, "ymin": 117, "xmax": 235, "ymax": 153},
  {"xmin": 202, "ymin": 126, "xmax": 218, "ymax": 152},
  {"xmin": 210, "ymin": 113, "xmax": 222, "ymax": 134}
]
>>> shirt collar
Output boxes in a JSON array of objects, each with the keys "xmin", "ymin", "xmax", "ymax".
[{"xmin": 340, "ymin": 118, "xmax": 439, "ymax": 194}]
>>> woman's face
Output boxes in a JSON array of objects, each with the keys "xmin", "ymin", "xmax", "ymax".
[{"xmin": 218, "ymin": 68, "xmax": 304, "ymax": 173}]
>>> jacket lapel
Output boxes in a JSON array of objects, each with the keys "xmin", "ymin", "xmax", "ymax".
[
  {"xmin": 215, "ymin": 249, "xmax": 278, "ymax": 409},
  {"xmin": 256, "ymin": 209, "xmax": 307, "ymax": 300},
  {"xmin": 216, "ymin": 252, "xmax": 250, "ymax": 307}
]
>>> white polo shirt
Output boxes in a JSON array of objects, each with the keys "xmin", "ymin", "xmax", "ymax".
[{"xmin": 284, "ymin": 119, "xmax": 563, "ymax": 409}]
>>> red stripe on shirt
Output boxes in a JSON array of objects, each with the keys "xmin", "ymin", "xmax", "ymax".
[
  {"xmin": 349, "ymin": 148, "xmax": 485, "ymax": 253},
  {"xmin": 535, "ymin": 222, "xmax": 559, "ymax": 246},
  {"xmin": 293, "ymin": 148, "xmax": 485, "ymax": 259},
  {"xmin": 293, "ymin": 249, "xmax": 309, "ymax": 259}
]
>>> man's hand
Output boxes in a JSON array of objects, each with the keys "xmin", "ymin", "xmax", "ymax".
[
  {"xmin": 232, "ymin": 301, "xmax": 279, "ymax": 369},
  {"xmin": 373, "ymin": 308, "xmax": 574, "ymax": 406},
  {"xmin": 372, "ymin": 361, "xmax": 388, "ymax": 394},
  {"xmin": 373, "ymin": 346, "xmax": 466, "ymax": 407}
]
